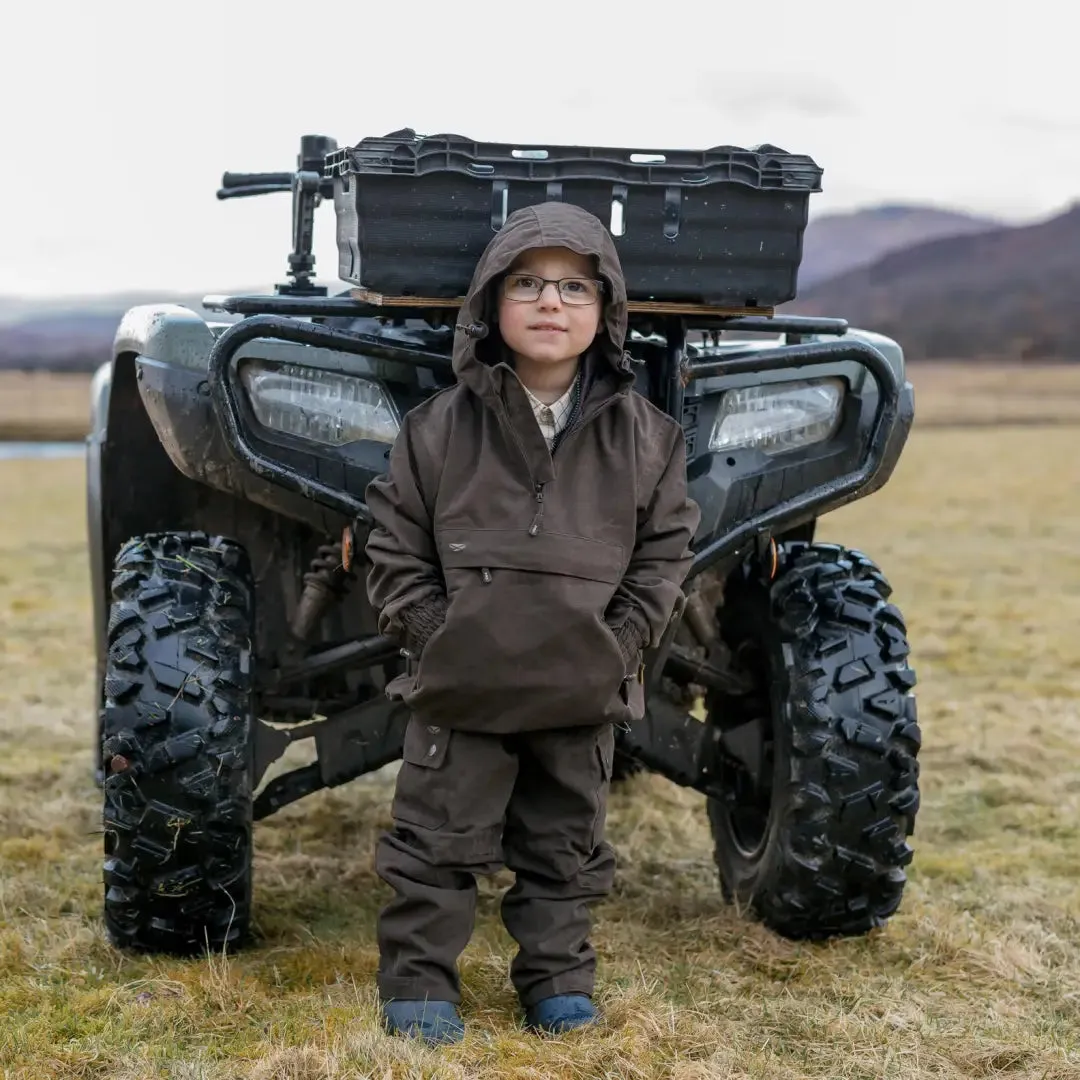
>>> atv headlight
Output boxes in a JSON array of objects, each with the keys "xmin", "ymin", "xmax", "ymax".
[
  {"xmin": 708, "ymin": 378, "xmax": 845, "ymax": 456},
  {"xmin": 240, "ymin": 360, "xmax": 400, "ymax": 446}
]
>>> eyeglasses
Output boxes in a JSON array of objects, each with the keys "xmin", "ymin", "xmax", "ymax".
[{"xmin": 501, "ymin": 273, "xmax": 603, "ymax": 306}]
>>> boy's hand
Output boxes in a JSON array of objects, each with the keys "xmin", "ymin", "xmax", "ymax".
[
  {"xmin": 400, "ymin": 593, "xmax": 449, "ymax": 653},
  {"xmin": 365, "ymin": 410, "xmax": 448, "ymax": 645},
  {"xmin": 610, "ymin": 617, "xmax": 648, "ymax": 671},
  {"xmin": 606, "ymin": 425, "xmax": 700, "ymax": 657}
]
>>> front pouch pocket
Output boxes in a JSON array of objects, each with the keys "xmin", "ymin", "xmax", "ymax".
[
  {"xmin": 391, "ymin": 718, "xmax": 453, "ymax": 829},
  {"xmin": 411, "ymin": 528, "xmax": 631, "ymax": 729}
]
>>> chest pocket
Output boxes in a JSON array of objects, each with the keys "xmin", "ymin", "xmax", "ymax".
[{"xmin": 437, "ymin": 528, "xmax": 626, "ymax": 583}]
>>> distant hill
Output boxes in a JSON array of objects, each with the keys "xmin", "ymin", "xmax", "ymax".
[
  {"xmin": 799, "ymin": 204, "xmax": 1002, "ymax": 287},
  {"xmin": 0, "ymin": 313, "xmax": 127, "ymax": 372},
  {"xmin": 2, "ymin": 200, "xmax": 1078, "ymax": 368},
  {"xmin": 788, "ymin": 203, "xmax": 1080, "ymax": 361},
  {"xmin": 0, "ymin": 289, "xmax": 238, "ymax": 327},
  {"xmin": 0, "ymin": 288, "xmax": 265, "ymax": 372}
]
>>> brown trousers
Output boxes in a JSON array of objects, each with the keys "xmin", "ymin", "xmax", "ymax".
[{"xmin": 375, "ymin": 718, "xmax": 617, "ymax": 1008}]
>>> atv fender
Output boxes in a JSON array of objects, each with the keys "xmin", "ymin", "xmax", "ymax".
[{"xmin": 86, "ymin": 360, "xmax": 114, "ymax": 699}]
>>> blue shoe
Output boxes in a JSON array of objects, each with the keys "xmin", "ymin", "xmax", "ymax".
[
  {"xmin": 382, "ymin": 999, "xmax": 464, "ymax": 1044},
  {"xmin": 525, "ymin": 993, "xmax": 597, "ymax": 1033}
]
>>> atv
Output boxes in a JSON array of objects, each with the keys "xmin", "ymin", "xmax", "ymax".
[{"xmin": 88, "ymin": 132, "xmax": 920, "ymax": 956}]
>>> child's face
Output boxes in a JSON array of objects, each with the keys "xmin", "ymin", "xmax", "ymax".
[{"xmin": 497, "ymin": 247, "xmax": 603, "ymax": 367}]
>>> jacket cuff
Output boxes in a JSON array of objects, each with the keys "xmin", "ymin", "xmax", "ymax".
[
  {"xmin": 612, "ymin": 615, "xmax": 648, "ymax": 668},
  {"xmin": 399, "ymin": 594, "xmax": 449, "ymax": 652}
]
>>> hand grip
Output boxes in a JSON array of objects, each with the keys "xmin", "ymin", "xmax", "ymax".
[{"xmin": 220, "ymin": 171, "xmax": 293, "ymax": 188}]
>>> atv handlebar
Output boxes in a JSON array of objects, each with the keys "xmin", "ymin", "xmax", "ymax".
[
  {"xmin": 216, "ymin": 171, "xmax": 336, "ymax": 201},
  {"xmin": 217, "ymin": 171, "xmax": 294, "ymax": 200},
  {"xmin": 215, "ymin": 135, "xmax": 340, "ymax": 294},
  {"xmin": 216, "ymin": 129, "xmax": 339, "ymax": 202},
  {"xmin": 221, "ymin": 171, "xmax": 294, "ymax": 189}
]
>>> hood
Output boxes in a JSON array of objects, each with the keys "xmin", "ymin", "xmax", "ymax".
[{"xmin": 452, "ymin": 202, "xmax": 631, "ymax": 397}]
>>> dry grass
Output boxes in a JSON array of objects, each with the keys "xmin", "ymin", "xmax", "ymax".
[
  {"xmin": 908, "ymin": 360, "xmax": 1080, "ymax": 427},
  {"xmin": 1, "ymin": 398, "xmax": 1080, "ymax": 1075},
  {"xmin": 0, "ymin": 371, "xmax": 94, "ymax": 441}
]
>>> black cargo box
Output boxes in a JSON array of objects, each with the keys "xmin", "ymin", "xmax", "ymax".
[{"xmin": 325, "ymin": 129, "xmax": 823, "ymax": 309}]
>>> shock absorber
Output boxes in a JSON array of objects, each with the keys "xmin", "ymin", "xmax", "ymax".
[{"xmin": 289, "ymin": 531, "xmax": 356, "ymax": 642}]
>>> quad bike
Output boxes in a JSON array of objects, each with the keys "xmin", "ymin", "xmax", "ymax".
[{"xmin": 87, "ymin": 132, "xmax": 920, "ymax": 955}]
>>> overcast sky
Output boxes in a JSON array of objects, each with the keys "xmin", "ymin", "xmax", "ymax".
[{"xmin": 3, "ymin": 0, "xmax": 1077, "ymax": 298}]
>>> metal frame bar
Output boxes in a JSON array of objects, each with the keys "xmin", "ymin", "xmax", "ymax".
[
  {"xmin": 697, "ymin": 314, "xmax": 847, "ymax": 336},
  {"xmin": 266, "ymin": 634, "xmax": 399, "ymax": 689},
  {"xmin": 663, "ymin": 316, "xmax": 687, "ymax": 421}
]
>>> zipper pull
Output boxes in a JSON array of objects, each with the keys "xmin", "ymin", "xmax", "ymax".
[
  {"xmin": 480, "ymin": 567, "xmax": 492, "ymax": 584},
  {"xmin": 528, "ymin": 483, "xmax": 546, "ymax": 536}
]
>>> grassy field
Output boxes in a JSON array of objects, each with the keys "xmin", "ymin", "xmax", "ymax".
[
  {"xmin": 0, "ymin": 372, "xmax": 95, "ymax": 442},
  {"xmin": 1, "ymin": 399, "xmax": 1079, "ymax": 1076},
  {"xmin": 4, "ymin": 360, "xmax": 1080, "ymax": 442},
  {"xmin": 906, "ymin": 361, "xmax": 1080, "ymax": 427}
]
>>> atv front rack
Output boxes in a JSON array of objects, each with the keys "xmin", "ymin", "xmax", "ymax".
[{"xmin": 205, "ymin": 301, "xmax": 898, "ymax": 574}]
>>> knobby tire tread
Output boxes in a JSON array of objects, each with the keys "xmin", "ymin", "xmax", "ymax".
[
  {"xmin": 709, "ymin": 541, "xmax": 921, "ymax": 940},
  {"xmin": 100, "ymin": 532, "xmax": 255, "ymax": 955}
]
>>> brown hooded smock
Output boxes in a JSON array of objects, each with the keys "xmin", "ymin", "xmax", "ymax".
[{"xmin": 365, "ymin": 202, "xmax": 700, "ymax": 732}]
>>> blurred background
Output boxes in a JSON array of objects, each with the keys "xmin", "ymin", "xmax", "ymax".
[{"xmin": 2, "ymin": 0, "xmax": 1078, "ymax": 444}]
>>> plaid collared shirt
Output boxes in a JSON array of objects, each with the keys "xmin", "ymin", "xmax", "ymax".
[{"xmin": 523, "ymin": 374, "xmax": 580, "ymax": 450}]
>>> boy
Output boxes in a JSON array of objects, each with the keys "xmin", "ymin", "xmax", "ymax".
[{"xmin": 364, "ymin": 201, "xmax": 701, "ymax": 1044}]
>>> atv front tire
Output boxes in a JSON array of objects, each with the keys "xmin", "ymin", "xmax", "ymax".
[
  {"xmin": 100, "ymin": 532, "xmax": 256, "ymax": 954},
  {"xmin": 707, "ymin": 542, "xmax": 920, "ymax": 940}
]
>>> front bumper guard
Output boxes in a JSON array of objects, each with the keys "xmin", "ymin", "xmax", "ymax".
[
  {"xmin": 682, "ymin": 336, "xmax": 899, "ymax": 579},
  {"xmin": 206, "ymin": 313, "xmax": 451, "ymax": 521},
  {"xmin": 207, "ymin": 313, "xmax": 900, "ymax": 579}
]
